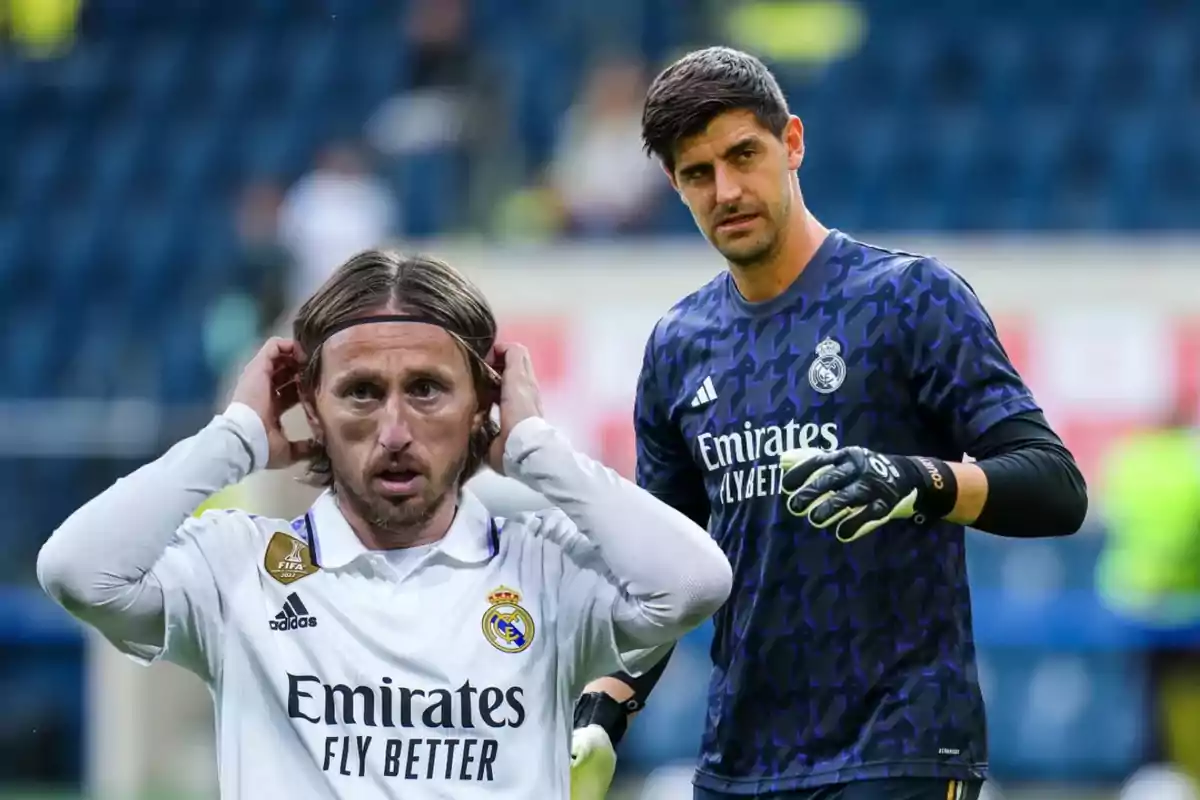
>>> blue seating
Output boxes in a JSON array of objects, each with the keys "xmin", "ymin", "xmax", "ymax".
[
  {"xmin": 393, "ymin": 147, "xmax": 468, "ymax": 236},
  {"xmin": 0, "ymin": 8, "xmax": 1197, "ymax": 398},
  {"xmin": 5, "ymin": 308, "xmax": 57, "ymax": 400},
  {"xmin": 0, "ymin": 4, "xmax": 1194, "ymax": 553},
  {"xmin": 6, "ymin": 2, "xmax": 1200, "ymax": 378},
  {"xmin": 0, "ymin": 0, "xmax": 1194, "ymax": 416}
]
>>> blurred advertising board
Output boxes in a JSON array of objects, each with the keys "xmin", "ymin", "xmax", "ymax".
[{"xmin": 427, "ymin": 236, "xmax": 1200, "ymax": 498}]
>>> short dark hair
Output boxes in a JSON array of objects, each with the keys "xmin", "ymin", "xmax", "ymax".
[
  {"xmin": 292, "ymin": 250, "xmax": 499, "ymax": 488},
  {"xmin": 641, "ymin": 46, "xmax": 790, "ymax": 172}
]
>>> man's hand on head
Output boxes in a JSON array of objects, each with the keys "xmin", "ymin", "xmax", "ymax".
[
  {"xmin": 486, "ymin": 342, "xmax": 544, "ymax": 474},
  {"xmin": 230, "ymin": 337, "xmax": 317, "ymax": 470}
]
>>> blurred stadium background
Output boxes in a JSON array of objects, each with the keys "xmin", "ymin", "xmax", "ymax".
[{"xmin": 3, "ymin": 0, "xmax": 1200, "ymax": 798}]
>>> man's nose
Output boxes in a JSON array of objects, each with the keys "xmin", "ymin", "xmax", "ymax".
[
  {"xmin": 713, "ymin": 163, "xmax": 743, "ymax": 206},
  {"xmin": 377, "ymin": 400, "xmax": 413, "ymax": 452}
]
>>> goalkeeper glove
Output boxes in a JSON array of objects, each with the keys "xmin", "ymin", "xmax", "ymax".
[
  {"xmin": 570, "ymin": 723, "xmax": 616, "ymax": 800},
  {"xmin": 780, "ymin": 447, "xmax": 957, "ymax": 542},
  {"xmin": 570, "ymin": 692, "xmax": 632, "ymax": 800}
]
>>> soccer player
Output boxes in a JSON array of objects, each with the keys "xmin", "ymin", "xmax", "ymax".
[
  {"xmin": 37, "ymin": 251, "xmax": 732, "ymax": 798},
  {"xmin": 570, "ymin": 47, "xmax": 1089, "ymax": 800}
]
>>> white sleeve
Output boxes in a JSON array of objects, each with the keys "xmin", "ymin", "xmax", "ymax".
[
  {"xmin": 503, "ymin": 418, "xmax": 731, "ymax": 680},
  {"xmin": 36, "ymin": 403, "xmax": 270, "ymax": 682},
  {"xmin": 128, "ymin": 512, "xmax": 263, "ymax": 680},
  {"xmin": 536, "ymin": 513, "xmax": 673, "ymax": 691},
  {"xmin": 465, "ymin": 468, "xmax": 552, "ymax": 518}
]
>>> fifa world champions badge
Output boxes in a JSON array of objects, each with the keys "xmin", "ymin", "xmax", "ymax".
[
  {"xmin": 264, "ymin": 532, "xmax": 319, "ymax": 585},
  {"xmin": 808, "ymin": 338, "xmax": 847, "ymax": 394},
  {"xmin": 481, "ymin": 586, "xmax": 535, "ymax": 654}
]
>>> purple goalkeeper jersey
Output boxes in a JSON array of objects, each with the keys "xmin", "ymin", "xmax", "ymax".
[{"xmin": 634, "ymin": 230, "xmax": 1039, "ymax": 794}]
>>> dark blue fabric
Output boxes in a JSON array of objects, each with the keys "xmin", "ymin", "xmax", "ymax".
[{"xmin": 635, "ymin": 231, "xmax": 1037, "ymax": 792}]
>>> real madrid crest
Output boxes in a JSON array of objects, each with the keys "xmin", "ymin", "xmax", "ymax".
[
  {"xmin": 808, "ymin": 338, "xmax": 846, "ymax": 394},
  {"xmin": 481, "ymin": 585, "xmax": 535, "ymax": 654}
]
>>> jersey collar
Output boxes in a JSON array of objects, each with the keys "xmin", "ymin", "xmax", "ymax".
[
  {"xmin": 725, "ymin": 228, "xmax": 845, "ymax": 317},
  {"xmin": 303, "ymin": 488, "xmax": 499, "ymax": 569}
]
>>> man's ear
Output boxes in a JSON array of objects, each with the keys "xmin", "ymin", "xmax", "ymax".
[
  {"xmin": 472, "ymin": 380, "xmax": 498, "ymax": 434},
  {"xmin": 301, "ymin": 389, "xmax": 324, "ymax": 445},
  {"xmin": 474, "ymin": 359, "xmax": 501, "ymax": 433},
  {"xmin": 784, "ymin": 115, "xmax": 805, "ymax": 172}
]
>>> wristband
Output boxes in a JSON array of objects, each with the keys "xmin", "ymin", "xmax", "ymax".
[
  {"xmin": 573, "ymin": 691, "xmax": 639, "ymax": 747},
  {"xmin": 909, "ymin": 455, "xmax": 958, "ymax": 520}
]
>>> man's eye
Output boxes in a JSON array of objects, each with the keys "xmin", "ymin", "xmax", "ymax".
[
  {"xmin": 348, "ymin": 383, "xmax": 380, "ymax": 401},
  {"xmin": 410, "ymin": 379, "xmax": 443, "ymax": 400}
]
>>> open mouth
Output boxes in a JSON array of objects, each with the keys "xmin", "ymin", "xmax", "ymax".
[{"xmin": 374, "ymin": 469, "xmax": 423, "ymax": 495}]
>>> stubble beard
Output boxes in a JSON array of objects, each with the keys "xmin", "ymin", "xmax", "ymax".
[
  {"xmin": 720, "ymin": 224, "xmax": 781, "ymax": 270},
  {"xmin": 715, "ymin": 211, "xmax": 782, "ymax": 270},
  {"xmin": 335, "ymin": 450, "xmax": 467, "ymax": 541}
]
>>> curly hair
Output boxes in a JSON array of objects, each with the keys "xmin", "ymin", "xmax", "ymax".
[{"xmin": 291, "ymin": 250, "xmax": 500, "ymax": 488}]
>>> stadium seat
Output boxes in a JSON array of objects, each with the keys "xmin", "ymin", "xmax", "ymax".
[
  {"xmin": 3, "ymin": 1, "xmax": 1195, "ymax": 373},
  {"xmin": 392, "ymin": 148, "xmax": 468, "ymax": 237}
]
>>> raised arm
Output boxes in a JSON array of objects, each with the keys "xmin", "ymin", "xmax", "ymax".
[
  {"xmin": 37, "ymin": 338, "xmax": 308, "ymax": 673},
  {"xmin": 578, "ymin": 320, "xmax": 712, "ymax": 715},
  {"xmin": 492, "ymin": 342, "xmax": 729, "ymax": 651},
  {"xmin": 557, "ymin": 324, "xmax": 716, "ymax": 793},
  {"xmin": 36, "ymin": 403, "xmax": 266, "ymax": 652}
]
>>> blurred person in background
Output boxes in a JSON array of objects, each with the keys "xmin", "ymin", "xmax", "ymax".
[
  {"xmin": 571, "ymin": 46, "xmax": 1088, "ymax": 800},
  {"xmin": 232, "ymin": 180, "xmax": 292, "ymax": 332},
  {"xmin": 203, "ymin": 180, "xmax": 292, "ymax": 380},
  {"xmin": 36, "ymin": 250, "xmax": 731, "ymax": 798},
  {"xmin": 364, "ymin": 0, "xmax": 473, "ymax": 165},
  {"xmin": 399, "ymin": 0, "xmax": 471, "ymax": 94},
  {"xmin": 1100, "ymin": 389, "xmax": 1200, "ymax": 784},
  {"xmin": 546, "ymin": 55, "xmax": 667, "ymax": 238},
  {"xmin": 279, "ymin": 141, "xmax": 398, "ymax": 310}
]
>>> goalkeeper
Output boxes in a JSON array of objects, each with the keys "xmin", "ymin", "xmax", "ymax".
[{"xmin": 568, "ymin": 47, "xmax": 1089, "ymax": 800}]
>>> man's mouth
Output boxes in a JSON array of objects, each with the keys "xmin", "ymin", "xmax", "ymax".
[
  {"xmin": 374, "ymin": 468, "xmax": 423, "ymax": 495},
  {"xmin": 716, "ymin": 213, "xmax": 759, "ymax": 231}
]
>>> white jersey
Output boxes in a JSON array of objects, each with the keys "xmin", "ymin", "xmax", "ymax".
[
  {"xmin": 39, "ymin": 407, "xmax": 732, "ymax": 800},
  {"xmin": 127, "ymin": 491, "xmax": 665, "ymax": 799}
]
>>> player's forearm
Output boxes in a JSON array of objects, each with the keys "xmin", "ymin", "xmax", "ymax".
[
  {"xmin": 583, "ymin": 647, "xmax": 673, "ymax": 713},
  {"xmin": 945, "ymin": 446, "xmax": 1088, "ymax": 536},
  {"xmin": 37, "ymin": 403, "xmax": 265, "ymax": 623},
  {"xmin": 575, "ymin": 649, "xmax": 674, "ymax": 751},
  {"xmin": 581, "ymin": 675, "xmax": 639, "ymax": 705},
  {"xmin": 504, "ymin": 418, "xmax": 732, "ymax": 645},
  {"xmin": 945, "ymin": 462, "xmax": 987, "ymax": 525}
]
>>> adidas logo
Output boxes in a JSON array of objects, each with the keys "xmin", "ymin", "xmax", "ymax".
[
  {"xmin": 690, "ymin": 376, "xmax": 718, "ymax": 408},
  {"xmin": 269, "ymin": 592, "xmax": 318, "ymax": 631}
]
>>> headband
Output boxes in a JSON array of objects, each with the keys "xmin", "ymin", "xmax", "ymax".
[
  {"xmin": 314, "ymin": 314, "xmax": 500, "ymax": 384},
  {"xmin": 317, "ymin": 314, "xmax": 472, "ymax": 346}
]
